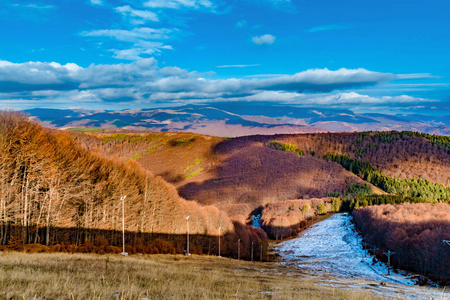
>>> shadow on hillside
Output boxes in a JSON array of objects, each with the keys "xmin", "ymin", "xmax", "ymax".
[
  {"xmin": 179, "ymin": 140, "xmax": 361, "ymax": 204},
  {"xmin": 0, "ymin": 216, "xmax": 334, "ymax": 261}
]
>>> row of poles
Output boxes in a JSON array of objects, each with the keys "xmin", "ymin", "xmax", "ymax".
[
  {"xmin": 122, "ymin": 197, "xmax": 449, "ymax": 268},
  {"xmin": 355, "ymin": 231, "xmax": 450, "ymax": 276},
  {"xmin": 187, "ymin": 215, "xmax": 265, "ymax": 261},
  {"xmin": 120, "ymin": 198, "xmax": 265, "ymax": 261}
]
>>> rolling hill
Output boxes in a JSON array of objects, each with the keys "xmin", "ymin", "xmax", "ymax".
[{"xmin": 73, "ymin": 128, "xmax": 450, "ymax": 237}]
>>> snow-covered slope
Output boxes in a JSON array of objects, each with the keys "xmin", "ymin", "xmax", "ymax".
[{"xmin": 276, "ymin": 213, "xmax": 449, "ymax": 300}]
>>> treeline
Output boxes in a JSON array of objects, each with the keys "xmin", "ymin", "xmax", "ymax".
[
  {"xmin": 0, "ymin": 112, "xmax": 266, "ymax": 259},
  {"xmin": 356, "ymin": 131, "xmax": 450, "ymax": 150},
  {"xmin": 327, "ymin": 183, "xmax": 372, "ymax": 198},
  {"xmin": 353, "ymin": 203, "xmax": 450, "ymax": 284},
  {"xmin": 324, "ymin": 153, "xmax": 450, "ymax": 202},
  {"xmin": 341, "ymin": 194, "xmax": 429, "ymax": 211}
]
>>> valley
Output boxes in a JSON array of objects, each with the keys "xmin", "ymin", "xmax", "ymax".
[
  {"xmin": 0, "ymin": 110, "xmax": 449, "ymax": 298},
  {"xmin": 2, "ymin": 0, "xmax": 450, "ymax": 298}
]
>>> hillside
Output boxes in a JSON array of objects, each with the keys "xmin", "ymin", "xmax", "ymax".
[
  {"xmin": 73, "ymin": 128, "xmax": 450, "ymax": 240},
  {"xmin": 0, "ymin": 112, "xmax": 267, "ymax": 258},
  {"xmin": 2, "ymin": 111, "xmax": 450, "ymax": 260},
  {"xmin": 76, "ymin": 130, "xmax": 450, "ymax": 198},
  {"xmin": 74, "ymin": 131, "xmax": 374, "ymax": 219}
]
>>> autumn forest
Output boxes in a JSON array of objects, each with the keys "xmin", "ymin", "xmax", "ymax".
[{"xmin": 0, "ymin": 111, "xmax": 449, "ymax": 284}]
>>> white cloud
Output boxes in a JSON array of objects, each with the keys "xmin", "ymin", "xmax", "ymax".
[
  {"xmin": 0, "ymin": 60, "xmax": 82, "ymax": 86},
  {"xmin": 0, "ymin": 61, "xmax": 392, "ymax": 94},
  {"xmin": 256, "ymin": 68, "xmax": 394, "ymax": 92},
  {"xmin": 115, "ymin": 5, "xmax": 159, "ymax": 24},
  {"xmin": 12, "ymin": 3, "xmax": 56, "ymax": 10},
  {"xmin": 82, "ymin": 0, "xmax": 216, "ymax": 61},
  {"xmin": 110, "ymin": 43, "xmax": 172, "ymax": 60},
  {"xmin": 240, "ymin": 91, "xmax": 431, "ymax": 106},
  {"xmin": 144, "ymin": 0, "xmax": 213, "ymax": 9},
  {"xmin": 252, "ymin": 34, "xmax": 276, "ymax": 45},
  {"xmin": 89, "ymin": 0, "xmax": 103, "ymax": 5},
  {"xmin": 216, "ymin": 64, "xmax": 260, "ymax": 68},
  {"xmin": 82, "ymin": 27, "xmax": 172, "ymax": 42},
  {"xmin": 396, "ymin": 73, "xmax": 440, "ymax": 79},
  {"xmin": 81, "ymin": 28, "xmax": 173, "ymax": 60}
]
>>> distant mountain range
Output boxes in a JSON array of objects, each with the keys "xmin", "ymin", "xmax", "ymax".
[{"xmin": 24, "ymin": 102, "xmax": 450, "ymax": 136}]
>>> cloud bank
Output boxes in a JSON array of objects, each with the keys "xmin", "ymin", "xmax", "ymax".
[{"xmin": 0, "ymin": 59, "xmax": 431, "ymax": 110}]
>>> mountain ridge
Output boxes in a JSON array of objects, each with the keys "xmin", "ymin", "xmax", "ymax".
[{"xmin": 24, "ymin": 103, "xmax": 450, "ymax": 137}]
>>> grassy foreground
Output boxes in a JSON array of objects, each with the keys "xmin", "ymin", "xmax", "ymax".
[{"xmin": 0, "ymin": 252, "xmax": 383, "ymax": 300}]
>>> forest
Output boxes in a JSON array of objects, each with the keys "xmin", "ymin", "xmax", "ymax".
[
  {"xmin": 324, "ymin": 153, "xmax": 450, "ymax": 202},
  {"xmin": 353, "ymin": 203, "xmax": 450, "ymax": 284},
  {"xmin": 0, "ymin": 111, "xmax": 266, "ymax": 259}
]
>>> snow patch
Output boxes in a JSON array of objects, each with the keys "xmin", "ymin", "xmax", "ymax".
[{"xmin": 276, "ymin": 213, "xmax": 450, "ymax": 300}]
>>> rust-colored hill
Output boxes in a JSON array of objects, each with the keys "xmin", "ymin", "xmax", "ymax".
[
  {"xmin": 75, "ymin": 132, "xmax": 375, "ymax": 206},
  {"xmin": 76, "ymin": 130, "xmax": 450, "ymax": 205}
]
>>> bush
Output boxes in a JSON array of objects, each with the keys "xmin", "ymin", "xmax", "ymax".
[
  {"xmin": 23, "ymin": 244, "xmax": 50, "ymax": 253},
  {"xmin": 301, "ymin": 205, "xmax": 310, "ymax": 214},
  {"xmin": 317, "ymin": 203, "xmax": 327, "ymax": 215},
  {"xmin": 331, "ymin": 198, "xmax": 342, "ymax": 212}
]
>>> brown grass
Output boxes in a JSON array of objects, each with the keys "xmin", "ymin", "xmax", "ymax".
[{"xmin": 0, "ymin": 252, "xmax": 385, "ymax": 299}]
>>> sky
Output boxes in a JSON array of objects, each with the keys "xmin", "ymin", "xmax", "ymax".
[{"xmin": 0, "ymin": 0, "xmax": 449, "ymax": 115}]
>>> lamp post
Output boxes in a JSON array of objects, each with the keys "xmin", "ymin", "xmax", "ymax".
[
  {"xmin": 186, "ymin": 216, "xmax": 190, "ymax": 255},
  {"xmin": 120, "ymin": 195, "xmax": 128, "ymax": 256},
  {"xmin": 218, "ymin": 226, "xmax": 222, "ymax": 257},
  {"xmin": 384, "ymin": 250, "xmax": 395, "ymax": 275}
]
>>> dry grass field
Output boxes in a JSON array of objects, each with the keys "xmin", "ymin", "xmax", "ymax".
[{"xmin": 0, "ymin": 252, "xmax": 384, "ymax": 300}]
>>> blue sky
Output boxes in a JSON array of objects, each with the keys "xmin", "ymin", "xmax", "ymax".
[{"xmin": 0, "ymin": 0, "xmax": 449, "ymax": 115}]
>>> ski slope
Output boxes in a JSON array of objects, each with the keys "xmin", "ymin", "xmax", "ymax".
[{"xmin": 276, "ymin": 213, "xmax": 449, "ymax": 300}]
